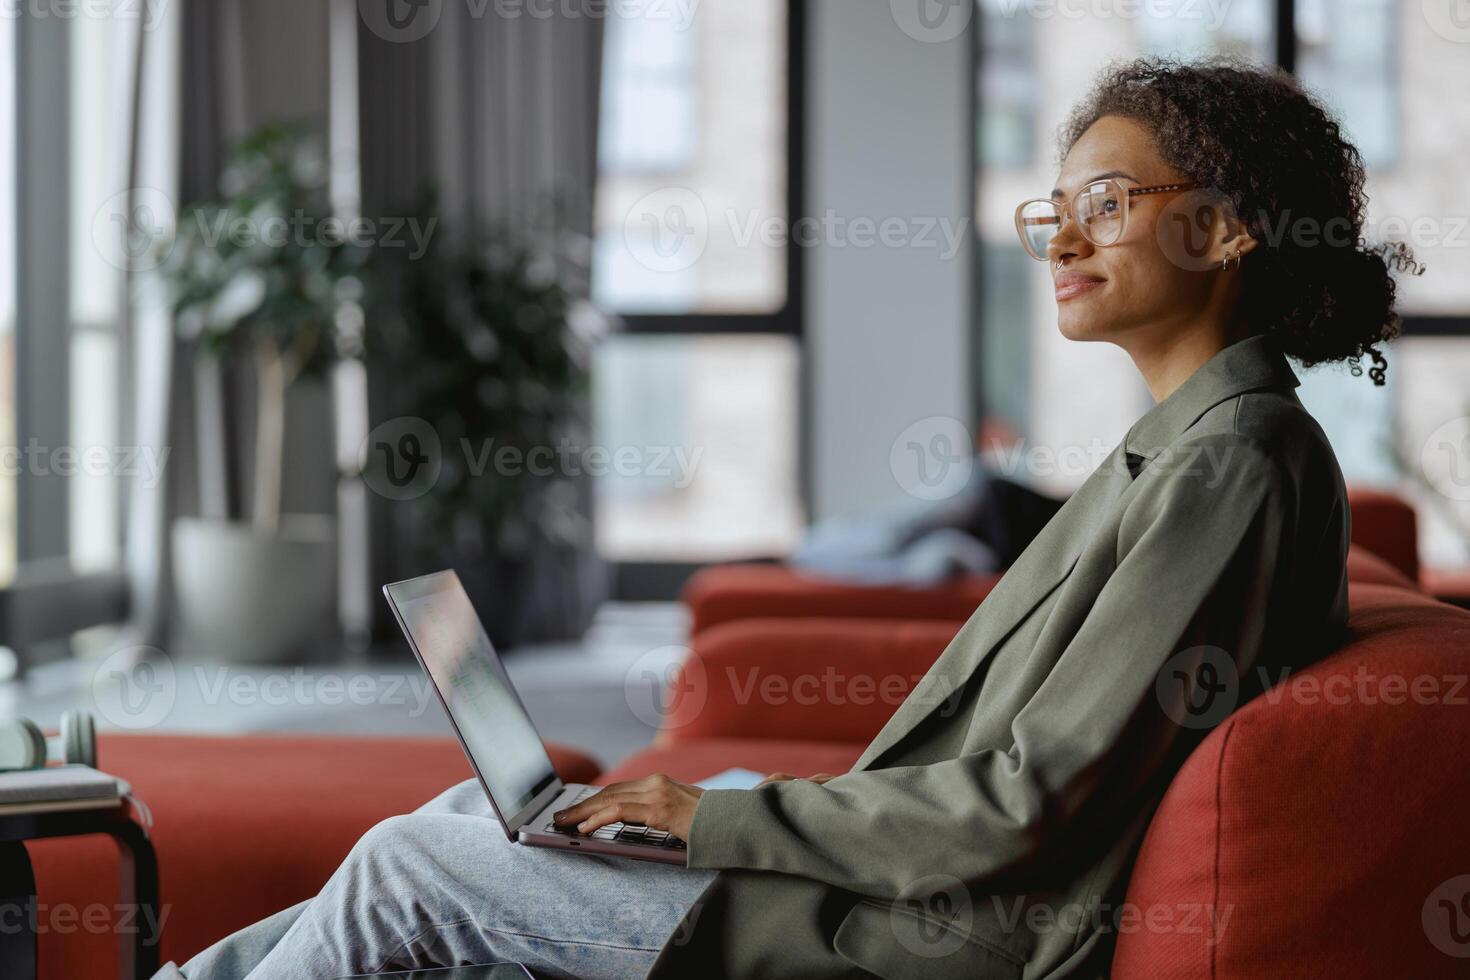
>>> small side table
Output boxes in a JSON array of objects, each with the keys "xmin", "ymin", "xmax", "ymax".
[{"xmin": 0, "ymin": 801, "xmax": 160, "ymax": 980}]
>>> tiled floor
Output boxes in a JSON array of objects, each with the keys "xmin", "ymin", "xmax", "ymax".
[{"xmin": 0, "ymin": 602, "xmax": 688, "ymax": 771}]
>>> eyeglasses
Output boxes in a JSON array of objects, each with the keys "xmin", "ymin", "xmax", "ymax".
[{"xmin": 1014, "ymin": 179, "xmax": 1197, "ymax": 261}]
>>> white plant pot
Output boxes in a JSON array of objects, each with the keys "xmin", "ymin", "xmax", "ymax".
[{"xmin": 171, "ymin": 515, "xmax": 337, "ymax": 663}]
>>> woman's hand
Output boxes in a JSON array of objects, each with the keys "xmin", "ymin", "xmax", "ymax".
[
  {"xmin": 553, "ymin": 775, "xmax": 704, "ymax": 840},
  {"xmin": 756, "ymin": 772, "xmax": 837, "ymax": 787}
]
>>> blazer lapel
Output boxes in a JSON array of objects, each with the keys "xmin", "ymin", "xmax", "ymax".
[
  {"xmin": 854, "ymin": 447, "xmax": 1132, "ymax": 771},
  {"xmin": 852, "ymin": 334, "xmax": 1301, "ymax": 772}
]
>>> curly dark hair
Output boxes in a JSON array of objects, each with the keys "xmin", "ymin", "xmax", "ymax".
[{"xmin": 1060, "ymin": 57, "xmax": 1421, "ymax": 385}]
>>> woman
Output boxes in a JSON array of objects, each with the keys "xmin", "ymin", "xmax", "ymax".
[{"xmin": 158, "ymin": 57, "xmax": 1413, "ymax": 980}]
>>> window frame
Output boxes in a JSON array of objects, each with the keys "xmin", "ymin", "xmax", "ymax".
[
  {"xmin": 4, "ymin": 11, "xmax": 130, "ymax": 671},
  {"xmin": 1278, "ymin": 0, "xmax": 1462, "ymax": 338},
  {"xmin": 601, "ymin": 0, "xmax": 808, "ymax": 600},
  {"xmin": 600, "ymin": 0, "xmax": 805, "ymax": 338}
]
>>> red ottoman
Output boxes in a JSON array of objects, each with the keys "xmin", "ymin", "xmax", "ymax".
[{"xmin": 28, "ymin": 732, "xmax": 599, "ymax": 980}]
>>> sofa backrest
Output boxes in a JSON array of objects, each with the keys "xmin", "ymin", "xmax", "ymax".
[
  {"xmin": 1113, "ymin": 582, "xmax": 1470, "ymax": 977},
  {"xmin": 1346, "ymin": 486, "xmax": 1420, "ymax": 584},
  {"xmin": 1344, "ymin": 543, "xmax": 1417, "ymax": 590}
]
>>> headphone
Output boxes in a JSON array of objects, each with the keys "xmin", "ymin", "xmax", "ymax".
[{"xmin": 0, "ymin": 711, "xmax": 98, "ymax": 771}]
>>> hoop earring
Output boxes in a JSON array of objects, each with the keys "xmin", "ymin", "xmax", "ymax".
[{"xmin": 1221, "ymin": 249, "xmax": 1242, "ymax": 271}]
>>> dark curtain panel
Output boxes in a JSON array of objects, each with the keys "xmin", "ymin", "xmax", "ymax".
[{"xmin": 358, "ymin": 6, "xmax": 608, "ymax": 645}]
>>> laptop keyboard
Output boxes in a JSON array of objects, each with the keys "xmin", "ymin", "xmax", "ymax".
[{"xmin": 543, "ymin": 787, "xmax": 687, "ymax": 851}]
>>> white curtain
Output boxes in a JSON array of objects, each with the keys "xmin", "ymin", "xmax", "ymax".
[{"xmin": 118, "ymin": 0, "xmax": 182, "ymax": 647}]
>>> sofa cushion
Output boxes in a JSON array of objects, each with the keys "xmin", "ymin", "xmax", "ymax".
[
  {"xmin": 1346, "ymin": 487, "xmax": 1420, "ymax": 583},
  {"xmin": 682, "ymin": 563, "xmax": 999, "ymax": 635},
  {"xmin": 1112, "ymin": 583, "xmax": 1470, "ymax": 978},
  {"xmin": 29, "ymin": 732, "xmax": 599, "ymax": 980},
  {"xmin": 662, "ymin": 617, "xmax": 961, "ymax": 745},
  {"xmin": 598, "ymin": 737, "xmax": 863, "ymax": 786}
]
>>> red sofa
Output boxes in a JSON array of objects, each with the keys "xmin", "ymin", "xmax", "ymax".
[
  {"xmin": 29, "ymin": 735, "xmax": 600, "ymax": 980},
  {"xmin": 609, "ymin": 572, "xmax": 1470, "ymax": 977}
]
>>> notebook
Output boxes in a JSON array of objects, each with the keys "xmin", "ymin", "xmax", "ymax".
[
  {"xmin": 696, "ymin": 767, "xmax": 767, "ymax": 791},
  {"xmin": 0, "ymin": 765, "xmax": 128, "ymax": 815}
]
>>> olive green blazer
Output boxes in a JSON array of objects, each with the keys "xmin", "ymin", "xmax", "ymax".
[{"xmin": 648, "ymin": 334, "xmax": 1351, "ymax": 980}]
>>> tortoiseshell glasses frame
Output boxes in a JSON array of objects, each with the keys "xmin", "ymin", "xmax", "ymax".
[{"xmin": 1014, "ymin": 179, "xmax": 1198, "ymax": 261}]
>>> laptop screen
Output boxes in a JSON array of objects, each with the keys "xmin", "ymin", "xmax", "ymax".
[{"xmin": 386, "ymin": 572, "xmax": 557, "ymax": 822}]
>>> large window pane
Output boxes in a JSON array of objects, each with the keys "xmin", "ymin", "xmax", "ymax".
[
  {"xmin": 593, "ymin": 334, "xmax": 801, "ymax": 561},
  {"xmin": 597, "ymin": 9, "xmax": 697, "ymax": 173},
  {"xmin": 1136, "ymin": 0, "xmax": 1272, "ymax": 59},
  {"xmin": 592, "ymin": 0, "xmax": 787, "ymax": 315},
  {"xmin": 1342, "ymin": 2, "xmax": 1470, "ymax": 316},
  {"xmin": 977, "ymin": 0, "xmax": 1037, "ymax": 170},
  {"xmin": 1394, "ymin": 339, "xmax": 1470, "ymax": 569},
  {"xmin": 976, "ymin": 243, "xmax": 1031, "ymax": 437},
  {"xmin": 1292, "ymin": 3, "xmax": 1470, "ymax": 573},
  {"xmin": 67, "ymin": 11, "xmax": 127, "ymax": 574},
  {"xmin": 1295, "ymin": 0, "xmax": 1396, "ymax": 168}
]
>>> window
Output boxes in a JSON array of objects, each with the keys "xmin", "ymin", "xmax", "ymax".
[
  {"xmin": 1135, "ymin": 0, "xmax": 1272, "ymax": 60},
  {"xmin": 1290, "ymin": 0, "xmax": 1470, "ymax": 571},
  {"xmin": 591, "ymin": 0, "xmax": 803, "ymax": 573},
  {"xmin": 597, "ymin": 11, "xmax": 697, "ymax": 174},
  {"xmin": 976, "ymin": 0, "xmax": 1036, "ymax": 170},
  {"xmin": 592, "ymin": 0, "xmax": 788, "ymax": 316},
  {"xmin": 976, "ymin": 243, "xmax": 1031, "ymax": 439},
  {"xmin": 68, "ymin": 10, "xmax": 128, "ymax": 575},
  {"xmin": 1295, "ymin": 0, "xmax": 1397, "ymax": 168},
  {"xmin": 593, "ymin": 334, "xmax": 802, "ymax": 562}
]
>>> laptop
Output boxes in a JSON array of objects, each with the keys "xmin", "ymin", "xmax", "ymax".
[{"xmin": 384, "ymin": 570, "xmax": 689, "ymax": 866}]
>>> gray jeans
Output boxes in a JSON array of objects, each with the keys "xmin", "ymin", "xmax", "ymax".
[{"xmin": 152, "ymin": 778, "xmax": 716, "ymax": 980}]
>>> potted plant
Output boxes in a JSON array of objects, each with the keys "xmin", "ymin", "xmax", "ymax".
[
  {"xmin": 371, "ymin": 206, "xmax": 595, "ymax": 648},
  {"xmin": 160, "ymin": 124, "xmax": 370, "ymax": 661}
]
